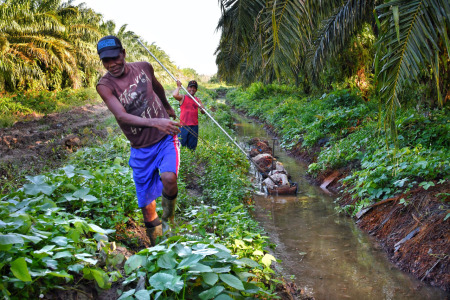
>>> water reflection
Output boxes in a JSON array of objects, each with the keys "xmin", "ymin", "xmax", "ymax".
[{"xmin": 232, "ymin": 114, "xmax": 447, "ymax": 300}]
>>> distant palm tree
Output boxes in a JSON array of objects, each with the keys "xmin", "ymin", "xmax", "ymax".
[
  {"xmin": 0, "ymin": 0, "xmax": 101, "ymax": 91},
  {"xmin": 98, "ymin": 22, "xmax": 179, "ymax": 84}
]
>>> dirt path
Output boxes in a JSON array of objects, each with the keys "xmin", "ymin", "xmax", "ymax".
[{"xmin": 0, "ymin": 103, "xmax": 114, "ymax": 192}]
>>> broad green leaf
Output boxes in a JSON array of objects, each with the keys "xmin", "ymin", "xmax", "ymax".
[
  {"xmin": 202, "ymin": 272, "xmax": 219, "ymax": 286},
  {"xmin": 177, "ymin": 254, "xmax": 203, "ymax": 269},
  {"xmin": 237, "ymin": 272, "xmax": 257, "ymax": 281},
  {"xmin": 188, "ymin": 263, "xmax": 212, "ymax": 273},
  {"xmin": 0, "ymin": 220, "xmax": 8, "ymax": 229},
  {"xmin": 199, "ymin": 286, "xmax": 225, "ymax": 300},
  {"xmin": 25, "ymin": 175, "xmax": 47, "ymax": 185},
  {"xmin": 75, "ymin": 254, "xmax": 97, "ymax": 265},
  {"xmin": 88, "ymin": 223, "xmax": 114, "ymax": 235},
  {"xmin": 53, "ymin": 251, "xmax": 73, "ymax": 259},
  {"xmin": 236, "ymin": 258, "xmax": 260, "ymax": 268},
  {"xmin": 11, "ymin": 215, "xmax": 31, "ymax": 234},
  {"xmin": 43, "ymin": 258, "xmax": 58, "ymax": 269},
  {"xmin": 51, "ymin": 236, "xmax": 68, "ymax": 246},
  {"xmin": 149, "ymin": 272, "xmax": 175, "ymax": 290},
  {"xmin": 215, "ymin": 250, "xmax": 232, "ymax": 259},
  {"xmin": 17, "ymin": 234, "xmax": 42, "ymax": 244},
  {"xmin": 68, "ymin": 264, "xmax": 84, "ymax": 272},
  {"xmin": 213, "ymin": 243, "xmax": 231, "ymax": 253},
  {"xmin": 48, "ymin": 271, "xmax": 72, "ymax": 279},
  {"xmin": 211, "ymin": 266, "xmax": 231, "ymax": 273},
  {"xmin": 261, "ymin": 254, "xmax": 276, "ymax": 268},
  {"xmin": 118, "ymin": 289, "xmax": 135, "ymax": 300},
  {"xmin": 124, "ymin": 255, "xmax": 146, "ymax": 274},
  {"xmin": 416, "ymin": 161, "xmax": 428, "ymax": 169},
  {"xmin": 243, "ymin": 281, "xmax": 260, "ymax": 293},
  {"xmin": 149, "ymin": 272, "xmax": 183, "ymax": 293},
  {"xmin": 23, "ymin": 181, "xmax": 55, "ymax": 196},
  {"xmin": 214, "ymin": 295, "xmax": 233, "ymax": 300},
  {"xmin": 73, "ymin": 188, "xmax": 90, "ymax": 198},
  {"xmin": 134, "ymin": 290, "xmax": 151, "ymax": 300},
  {"xmin": 33, "ymin": 245, "xmax": 56, "ymax": 257},
  {"xmin": 192, "ymin": 248, "xmax": 218, "ymax": 256},
  {"xmin": 62, "ymin": 165, "xmax": 76, "ymax": 178},
  {"xmin": 78, "ymin": 170, "xmax": 95, "ymax": 179},
  {"xmin": 90, "ymin": 268, "xmax": 110, "ymax": 289},
  {"xmin": 219, "ymin": 273, "xmax": 245, "ymax": 290},
  {"xmin": 10, "ymin": 257, "xmax": 31, "ymax": 282},
  {"xmin": 0, "ymin": 244, "xmax": 12, "ymax": 251},
  {"xmin": 174, "ymin": 244, "xmax": 192, "ymax": 257},
  {"xmin": 157, "ymin": 252, "xmax": 177, "ymax": 269},
  {"xmin": 0, "ymin": 234, "xmax": 24, "ymax": 245},
  {"xmin": 83, "ymin": 195, "xmax": 98, "ymax": 202}
]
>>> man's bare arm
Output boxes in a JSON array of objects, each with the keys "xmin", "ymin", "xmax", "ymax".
[{"xmin": 173, "ymin": 80, "xmax": 183, "ymax": 101}]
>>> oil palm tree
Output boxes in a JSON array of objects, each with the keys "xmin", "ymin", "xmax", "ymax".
[
  {"xmin": 375, "ymin": 0, "xmax": 449, "ymax": 136},
  {"xmin": 99, "ymin": 22, "xmax": 179, "ymax": 84},
  {"xmin": 0, "ymin": 0, "xmax": 102, "ymax": 91},
  {"xmin": 216, "ymin": 0, "xmax": 449, "ymax": 133}
]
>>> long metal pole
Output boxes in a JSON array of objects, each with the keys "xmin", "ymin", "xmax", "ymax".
[
  {"xmin": 137, "ymin": 39, "xmax": 279, "ymax": 185},
  {"xmin": 137, "ymin": 38, "xmax": 249, "ymax": 157}
]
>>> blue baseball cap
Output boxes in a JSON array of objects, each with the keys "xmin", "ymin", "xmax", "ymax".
[{"xmin": 97, "ymin": 35, "xmax": 123, "ymax": 59}]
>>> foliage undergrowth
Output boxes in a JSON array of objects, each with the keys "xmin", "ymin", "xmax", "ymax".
[
  {"xmin": 227, "ymin": 82, "xmax": 449, "ymax": 215},
  {"xmin": 0, "ymin": 88, "xmax": 100, "ymax": 128},
  {"xmin": 1, "ymin": 91, "xmax": 278, "ymax": 299}
]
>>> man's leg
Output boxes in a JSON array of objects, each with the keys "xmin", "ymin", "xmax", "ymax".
[
  {"xmin": 178, "ymin": 127, "xmax": 189, "ymax": 147},
  {"xmin": 129, "ymin": 144, "xmax": 167, "ymax": 247},
  {"xmin": 158, "ymin": 135, "xmax": 180, "ymax": 233},
  {"xmin": 186, "ymin": 125, "xmax": 199, "ymax": 150},
  {"xmin": 160, "ymin": 172, "xmax": 178, "ymax": 232},
  {"xmin": 142, "ymin": 201, "xmax": 162, "ymax": 246}
]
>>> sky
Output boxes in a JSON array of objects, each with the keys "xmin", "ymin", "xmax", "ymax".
[{"xmin": 74, "ymin": 0, "xmax": 222, "ymax": 75}]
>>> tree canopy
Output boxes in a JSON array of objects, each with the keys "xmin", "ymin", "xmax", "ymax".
[
  {"xmin": 215, "ymin": 0, "xmax": 449, "ymax": 135},
  {"xmin": 0, "ymin": 0, "xmax": 180, "ymax": 92}
]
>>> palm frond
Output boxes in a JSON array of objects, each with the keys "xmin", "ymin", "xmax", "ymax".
[
  {"xmin": 376, "ymin": 0, "xmax": 450, "ymax": 135},
  {"xmin": 259, "ymin": 0, "xmax": 308, "ymax": 80},
  {"xmin": 308, "ymin": 0, "xmax": 375, "ymax": 79}
]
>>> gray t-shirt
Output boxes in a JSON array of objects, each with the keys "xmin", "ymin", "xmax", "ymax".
[{"xmin": 97, "ymin": 62, "xmax": 169, "ymax": 148}]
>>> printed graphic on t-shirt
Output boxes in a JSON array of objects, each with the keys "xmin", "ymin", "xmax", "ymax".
[{"xmin": 117, "ymin": 69, "xmax": 163, "ymax": 135}]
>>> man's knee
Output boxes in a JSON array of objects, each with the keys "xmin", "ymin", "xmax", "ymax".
[{"xmin": 161, "ymin": 172, "xmax": 177, "ymax": 186}]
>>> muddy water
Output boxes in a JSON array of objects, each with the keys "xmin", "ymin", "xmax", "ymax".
[{"xmin": 232, "ymin": 114, "xmax": 447, "ymax": 300}]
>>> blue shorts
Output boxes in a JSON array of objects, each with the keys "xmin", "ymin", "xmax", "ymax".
[
  {"xmin": 178, "ymin": 125, "xmax": 199, "ymax": 150},
  {"xmin": 129, "ymin": 135, "xmax": 180, "ymax": 208}
]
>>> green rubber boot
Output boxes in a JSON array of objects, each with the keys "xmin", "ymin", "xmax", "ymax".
[
  {"xmin": 161, "ymin": 193, "xmax": 177, "ymax": 233},
  {"xmin": 146, "ymin": 224, "xmax": 162, "ymax": 246}
]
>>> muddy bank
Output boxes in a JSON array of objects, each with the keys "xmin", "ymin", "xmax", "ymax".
[
  {"xmin": 232, "ymin": 109, "xmax": 449, "ymax": 292},
  {"xmin": 0, "ymin": 103, "xmax": 114, "ymax": 193}
]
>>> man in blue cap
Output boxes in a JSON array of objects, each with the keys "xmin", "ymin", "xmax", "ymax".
[{"xmin": 95, "ymin": 35, "xmax": 181, "ymax": 246}]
